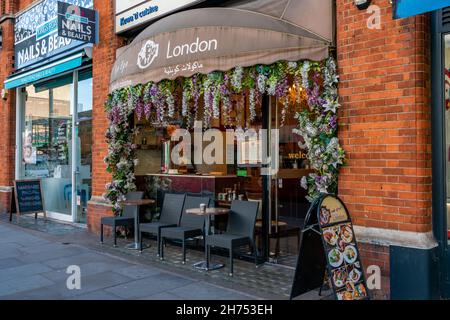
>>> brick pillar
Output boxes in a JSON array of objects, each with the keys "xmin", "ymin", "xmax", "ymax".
[
  {"xmin": 336, "ymin": 0, "xmax": 432, "ymax": 299},
  {"xmin": 0, "ymin": 0, "xmax": 19, "ymax": 214},
  {"xmin": 88, "ymin": 0, "xmax": 125, "ymax": 234}
]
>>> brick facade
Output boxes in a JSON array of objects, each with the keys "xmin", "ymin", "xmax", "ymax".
[
  {"xmin": 0, "ymin": 0, "xmax": 20, "ymax": 197},
  {"xmin": 0, "ymin": 0, "xmax": 437, "ymax": 299},
  {"xmin": 337, "ymin": 0, "xmax": 432, "ymax": 233},
  {"xmin": 336, "ymin": 0, "xmax": 432, "ymax": 299},
  {"xmin": 86, "ymin": 0, "xmax": 126, "ymax": 231}
]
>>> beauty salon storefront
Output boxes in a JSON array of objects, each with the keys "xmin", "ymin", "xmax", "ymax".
[
  {"xmin": 104, "ymin": 0, "xmax": 338, "ymax": 266},
  {"xmin": 4, "ymin": 0, "xmax": 94, "ymax": 223}
]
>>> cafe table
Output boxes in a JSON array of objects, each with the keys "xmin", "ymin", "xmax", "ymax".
[
  {"xmin": 185, "ymin": 207, "xmax": 230, "ymax": 270},
  {"xmin": 118, "ymin": 199, "xmax": 155, "ymax": 250}
]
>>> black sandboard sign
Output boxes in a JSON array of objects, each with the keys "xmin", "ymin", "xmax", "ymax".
[
  {"xmin": 290, "ymin": 194, "xmax": 370, "ymax": 300},
  {"xmin": 11, "ymin": 180, "xmax": 46, "ymax": 221},
  {"xmin": 318, "ymin": 194, "xmax": 369, "ymax": 300},
  {"xmin": 290, "ymin": 198, "xmax": 326, "ymax": 299}
]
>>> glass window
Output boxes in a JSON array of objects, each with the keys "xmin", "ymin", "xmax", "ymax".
[
  {"xmin": 76, "ymin": 77, "xmax": 93, "ymax": 222},
  {"xmin": 23, "ymin": 83, "xmax": 73, "ymax": 216}
]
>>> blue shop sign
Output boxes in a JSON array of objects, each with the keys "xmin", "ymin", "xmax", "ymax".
[
  {"xmin": 394, "ymin": 0, "xmax": 450, "ymax": 19},
  {"xmin": 14, "ymin": 0, "xmax": 93, "ymax": 70},
  {"xmin": 4, "ymin": 53, "xmax": 83, "ymax": 90}
]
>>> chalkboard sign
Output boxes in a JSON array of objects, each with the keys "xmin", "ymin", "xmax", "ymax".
[
  {"xmin": 291, "ymin": 194, "xmax": 369, "ymax": 300},
  {"xmin": 13, "ymin": 180, "xmax": 46, "ymax": 219}
]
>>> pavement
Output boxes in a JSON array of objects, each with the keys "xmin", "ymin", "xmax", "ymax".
[{"xmin": 0, "ymin": 214, "xmax": 332, "ymax": 300}]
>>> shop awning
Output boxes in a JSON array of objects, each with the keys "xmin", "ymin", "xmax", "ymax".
[
  {"xmin": 229, "ymin": 0, "xmax": 334, "ymax": 44},
  {"xmin": 4, "ymin": 53, "xmax": 84, "ymax": 90},
  {"xmin": 110, "ymin": 5, "xmax": 332, "ymax": 91},
  {"xmin": 393, "ymin": 0, "xmax": 450, "ymax": 19}
]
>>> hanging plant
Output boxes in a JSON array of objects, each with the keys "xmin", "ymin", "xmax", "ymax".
[
  {"xmin": 294, "ymin": 58, "xmax": 345, "ymax": 201},
  {"xmin": 104, "ymin": 86, "xmax": 138, "ymax": 214},
  {"xmin": 104, "ymin": 58, "xmax": 345, "ymax": 212},
  {"xmin": 231, "ymin": 66, "xmax": 244, "ymax": 92}
]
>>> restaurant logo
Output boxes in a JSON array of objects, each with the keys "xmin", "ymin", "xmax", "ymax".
[{"xmin": 137, "ymin": 40, "xmax": 159, "ymax": 69}]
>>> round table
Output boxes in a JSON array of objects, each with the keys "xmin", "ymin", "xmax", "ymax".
[
  {"xmin": 186, "ymin": 207, "xmax": 230, "ymax": 271},
  {"xmin": 118, "ymin": 199, "xmax": 155, "ymax": 250}
]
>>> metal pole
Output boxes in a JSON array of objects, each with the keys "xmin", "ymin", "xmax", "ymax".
[
  {"xmin": 15, "ymin": 87, "xmax": 24, "ymax": 180},
  {"xmin": 71, "ymin": 71, "xmax": 79, "ymax": 223}
]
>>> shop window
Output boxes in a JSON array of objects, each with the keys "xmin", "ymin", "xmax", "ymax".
[{"xmin": 22, "ymin": 74, "xmax": 93, "ymax": 221}]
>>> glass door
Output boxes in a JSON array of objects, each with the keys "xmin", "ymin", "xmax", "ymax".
[
  {"xmin": 75, "ymin": 76, "xmax": 93, "ymax": 224},
  {"xmin": 267, "ymin": 96, "xmax": 311, "ymax": 267},
  {"xmin": 23, "ymin": 84, "xmax": 73, "ymax": 221},
  {"xmin": 20, "ymin": 69, "xmax": 92, "ymax": 223}
]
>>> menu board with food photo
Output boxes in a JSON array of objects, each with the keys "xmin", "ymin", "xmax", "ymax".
[
  {"xmin": 319, "ymin": 195, "xmax": 349, "ymax": 226},
  {"xmin": 318, "ymin": 195, "xmax": 370, "ymax": 300}
]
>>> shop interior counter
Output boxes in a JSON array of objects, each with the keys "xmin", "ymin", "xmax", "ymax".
[{"xmin": 142, "ymin": 174, "xmax": 241, "ymax": 200}]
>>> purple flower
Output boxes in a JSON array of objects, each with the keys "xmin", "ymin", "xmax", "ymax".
[
  {"xmin": 135, "ymin": 98, "xmax": 144, "ymax": 120},
  {"xmin": 275, "ymin": 76, "xmax": 288, "ymax": 98},
  {"xmin": 144, "ymin": 103, "xmax": 152, "ymax": 119},
  {"xmin": 108, "ymin": 106, "xmax": 122, "ymax": 125},
  {"xmin": 329, "ymin": 115, "xmax": 337, "ymax": 129}
]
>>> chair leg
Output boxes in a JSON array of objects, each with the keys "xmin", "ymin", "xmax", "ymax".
[
  {"xmin": 157, "ymin": 230, "xmax": 161, "ymax": 257},
  {"xmin": 229, "ymin": 248, "xmax": 233, "ymax": 276},
  {"xmin": 113, "ymin": 224, "xmax": 117, "ymax": 247},
  {"xmin": 139, "ymin": 232, "xmax": 143, "ymax": 253},
  {"xmin": 182, "ymin": 239, "xmax": 186, "ymax": 265},
  {"xmin": 160, "ymin": 238, "xmax": 165, "ymax": 261},
  {"xmin": 206, "ymin": 245, "xmax": 210, "ymax": 270},
  {"xmin": 252, "ymin": 240, "xmax": 258, "ymax": 268},
  {"xmin": 100, "ymin": 224, "xmax": 104, "ymax": 244}
]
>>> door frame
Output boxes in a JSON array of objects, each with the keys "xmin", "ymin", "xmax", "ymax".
[
  {"xmin": 15, "ymin": 67, "xmax": 89, "ymax": 224},
  {"xmin": 431, "ymin": 9, "xmax": 450, "ymax": 298}
]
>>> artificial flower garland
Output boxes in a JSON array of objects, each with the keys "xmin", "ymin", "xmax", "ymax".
[{"xmin": 104, "ymin": 58, "xmax": 345, "ymax": 214}]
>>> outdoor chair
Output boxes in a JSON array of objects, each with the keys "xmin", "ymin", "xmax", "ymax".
[
  {"xmin": 100, "ymin": 191, "xmax": 144, "ymax": 247},
  {"xmin": 139, "ymin": 193, "xmax": 185, "ymax": 256},
  {"xmin": 205, "ymin": 200, "xmax": 259, "ymax": 276},
  {"xmin": 160, "ymin": 195, "xmax": 212, "ymax": 264}
]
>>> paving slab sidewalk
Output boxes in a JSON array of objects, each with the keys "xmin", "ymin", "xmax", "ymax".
[{"xmin": 0, "ymin": 222, "xmax": 259, "ymax": 300}]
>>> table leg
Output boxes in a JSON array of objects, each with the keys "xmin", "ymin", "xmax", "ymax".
[
  {"xmin": 193, "ymin": 214, "xmax": 224, "ymax": 271},
  {"xmin": 135, "ymin": 210, "xmax": 139, "ymax": 246},
  {"xmin": 126, "ymin": 207, "xmax": 140, "ymax": 250}
]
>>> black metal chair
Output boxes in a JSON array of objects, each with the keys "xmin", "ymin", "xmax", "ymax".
[
  {"xmin": 160, "ymin": 195, "xmax": 211, "ymax": 264},
  {"xmin": 205, "ymin": 200, "xmax": 259, "ymax": 276},
  {"xmin": 100, "ymin": 191, "xmax": 144, "ymax": 247},
  {"xmin": 139, "ymin": 193, "xmax": 185, "ymax": 256}
]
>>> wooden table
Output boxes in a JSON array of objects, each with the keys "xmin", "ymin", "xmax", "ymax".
[
  {"xmin": 118, "ymin": 199, "xmax": 155, "ymax": 250},
  {"xmin": 186, "ymin": 207, "xmax": 230, "ymax": 271}
]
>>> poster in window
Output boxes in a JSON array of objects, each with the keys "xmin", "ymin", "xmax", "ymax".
[{"xmin": 23, "ymin": 129, "xmax": 37, "ymax": 165}]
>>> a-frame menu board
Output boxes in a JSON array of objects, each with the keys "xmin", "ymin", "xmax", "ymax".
[{"xmin": 291, "ymin": 194, "xmax": 370, "ymax": 300}]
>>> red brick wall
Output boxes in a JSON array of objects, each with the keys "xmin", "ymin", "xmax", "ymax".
[
  {"xmin": 87, "ymin": 0, "xmax": 125, "ymax": 233},
  {"xmin": 0, "ymin": 190, "xmax": 13, "ymax": 215},
  {"xmin": 91, "ymin": 0, "xmax": 125, "ymax": 198},
  {"xmin": 87, "ymin": 201, "xmax": 114, "ymax": 235},
  {"xmin": 0, "ymin": 0, "xmax": 21, "ymax": 189},
  {"xmin": 337, "ymin": 0, "xmax": 432, "ymax": 233}
]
